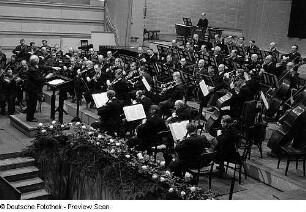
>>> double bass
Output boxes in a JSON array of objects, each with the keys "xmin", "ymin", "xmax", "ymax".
[{"xmin": 267, "ymin": 103, "xmax": 306, "ymax": 155}]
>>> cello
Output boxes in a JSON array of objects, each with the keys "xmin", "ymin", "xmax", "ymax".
[
  {"xmin": 265, "ymin": 78, "xmax": 291, "ymax": 118},
  {"xmin": 267, "ymin": 104, "xmax": 306, "ymax": 155}
]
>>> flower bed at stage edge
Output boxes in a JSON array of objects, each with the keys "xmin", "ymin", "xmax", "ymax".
[{"xmin": 22, "ymin": 121, "xmax": 217, "ymax": 200}]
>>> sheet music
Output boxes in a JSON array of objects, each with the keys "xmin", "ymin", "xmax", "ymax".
[
  {"xmin": 244, "ymin": 72, "xmax": 250, "ymax": 81},
  {"xmin": 169, "ymin": 120, "xmax": 189, "ymax": 142},
  {"xmin": 123, "ymin": 104, "xmax": 146, "ymax": 122},
  {"xmin": 199, "ymin": 80, "xmax": 209, "ymax": 96},
  {"xmin": 92, "ymin": 92, "xmax": 108, "ymax": 108},
  {"xmin": 260, "ymin": 91, "xmax": 269, "ymax": 110},
  {"xmin": 48, "ymin": 79, "xmax": 65, "ymax": 85},
  {"xmin": 142, "ymin": 77, "xmax": 151, "ymax": 91}
]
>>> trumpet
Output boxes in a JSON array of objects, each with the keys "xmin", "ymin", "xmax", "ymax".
[{"xmin": 160, "ymin": 81, "xmax": 176, "ymax": 95}]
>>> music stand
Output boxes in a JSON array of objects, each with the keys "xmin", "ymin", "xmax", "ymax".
[
  {"xmin": 232, "ymin": 46, "xmax": 246, "ymax": 57},
  {"xmin": 182, "ymin": 17, "xmax": 192, "ymax": 26},
  {"xmin": 201, "ymin": 74, "xmax": 215, "ymax": 87}
]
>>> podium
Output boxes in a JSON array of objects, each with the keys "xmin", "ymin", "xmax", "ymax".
[
  {"xmin": 175, "ymin": 24, "xmax": 196, "ymax": 44},
  {"xmin": 45, "ymin": 75, "xmax": 73, "ymax": 123}
]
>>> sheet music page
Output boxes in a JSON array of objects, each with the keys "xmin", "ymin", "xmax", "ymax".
[
  {"xmin": 123, "ymin": 104, "xmax": 146, "ymax": 122},
  {"xmin": 48, "ymin": 79, "xmax": 65, "ymax": 85},
  {"xmin": 199, "ymin": 80, "xmax": 209, "ymax": 96},
  {"xmin": 244, "ymin": 72, "xmax": 250, "ymax": 81},
  {"xmin": 92, "ymin": 93, "xmax": 108, "ymax": 108},
  {"xmin": 142, "ymin": 77, "xmax": 151, "ymax": 91},
  {"xmin": 169, "ymin": 120, "xmax": 189, "ymax": 142},
  {"xmin": 260, "ymin": 91, "xmax": 269, "ymax": 110}
]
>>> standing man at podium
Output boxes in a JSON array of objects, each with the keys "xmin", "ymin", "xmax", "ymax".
[
  {"xmin": 24, "ymin": 55, "xmax": 56, "ymax": 122},
  {"xmin": 197, "ymin": 13, "xmax": 209, "ymax": 34}
]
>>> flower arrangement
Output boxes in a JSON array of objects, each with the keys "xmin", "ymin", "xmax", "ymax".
[{"xmin": 23, "ymin": 121, "xmax": 217, "ymax": 200}]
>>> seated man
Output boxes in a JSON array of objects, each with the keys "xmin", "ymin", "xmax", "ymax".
[
  {"xmin": 213, "ymin": 115, "xmax": 239, "ymax": 173},
  {"xmin": 166, "ymin": 100, "xmax": 192, "ymax": 125},
  {"xmin": 135, "ymin": 90, "xmax": 153, "ymax": 115},
  {"xmin": 91, "ymin": 90, "xmax": 124, "ymax": 136},
  {"xmin": 169, "ymin": 122, "xmax": 211, "ymax": 177},
  {"xmin": 127, "ymin": 105, "xmax": 167, "ymax": 152}
]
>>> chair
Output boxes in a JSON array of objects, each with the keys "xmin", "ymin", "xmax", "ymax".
[
  {"xmin": 277, "ymin": 146, "xmax": 306, "ymax": 176},
  {"xmin": 246, "ymin": 123, "xmax": 267, "ymax": 158},
  {"xmin": 186, "ymin": 151, "xmax": 215, "ymax": 186},
  {"xmin": 153, "ymin": 130, "xmax": 172, "ymax": 163},
  {"xmin": 224, "ymin": 142, "xmax": 248, "ymax": 184}
]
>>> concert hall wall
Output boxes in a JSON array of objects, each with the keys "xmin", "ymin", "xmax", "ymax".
[
  {"xmin": 242, "ymin": 0, "xmax": 306, "ymax": 55},
  {"xmin": 144, "ymin": 0, "xmax": 245, "ymax": 34}
]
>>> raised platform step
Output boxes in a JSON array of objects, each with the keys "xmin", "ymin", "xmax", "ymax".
[
  {"xmin": 11, "ymin": 177, "xmax": 44, "ymax": 193},
  {"xmin": 21, "ymin": 188, "xmax": 49, "ymax": 200},
  {"xmin": 10, "ymin": 115, "xmax": 41, "ymax": 138},
  {"xmin": 0, "ymin": 157, "xmax": 35, "ymax": 171},
  {"xmin": 0, "ymin": 166, "xmax": 39, "ymax": 182}
]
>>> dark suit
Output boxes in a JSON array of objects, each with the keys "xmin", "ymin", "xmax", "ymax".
[
  {"xmin": 192, "ymin": 39, "xmax": 204, "ymax": 52},
  {"xmin": 170, "ymin": 134, "xmax": 211, "ymax": 176},
  {"xmin": 112, "ymin": 78, "xmax": 129, "ymax": 104},
  {"xmin": 263, "ymin": 62, "xmax": 278, "ymax": 77},
  {"xmin": 12, "ymin": 44, "xmax": 28, "ymax": 61},
  {"xmin": 214, "ymin": 125, "xmax": 239, "ymax": 164},
  {"xmin": 286, "ymin": 52, "xmax": 301, "ymax": 64},
  {"xmin": 197, "ymin": 18, "xmax": 208, "ymax": 30},
  {"xmin": 227, "ymin": 84, "xmax": 253, "ymax": 119},
  {"xmin": 138, "ymin": 96, "xmax": 153, "ymax": 115},
  {"xmin": 135, "ymin": 115, "xmax": 167, "ymax": 150},
  {"xmin": 24, "ymin": 65, "xmax": 48, "ymax": 121},
  {"xmin": 0, "ymin": 52, "xmax": 7, "ymax": 69},
  {"xmin": 94, "ymin": 98, "xmax": 123, "ymax": 134}
]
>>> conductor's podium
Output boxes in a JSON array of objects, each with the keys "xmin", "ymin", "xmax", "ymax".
[{"xmin": 45, "ymin": 75, "xmax": 73, "ymax": 123}]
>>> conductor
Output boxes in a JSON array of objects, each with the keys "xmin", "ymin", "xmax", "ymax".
[{"xmin": 24, "ymin": 55, "xmax": 57, "ymax": 122}]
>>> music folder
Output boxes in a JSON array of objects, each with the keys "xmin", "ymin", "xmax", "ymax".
[
  {"xmin": 169, "ymin": 120, "xmax": 189, "ymax": 142},
  {"xmin": 142, "ymin": 77, "xmax": 151, "ymax": 91},
  {"xmin": 47, "ymin": 79, "xmax": 65, "ymax": 86},
  {"xmin": 260, "ymin": 91, "xmax": 269, "ymax": 110},
  {"xmin": 199, "ymin": 80, "xmax": 209, "ymax": 96},
  {"xmin": 92, "ymin": 92, "xmax": 108, "ymax": 108},
  {"xmin": 123, "ymin": 104, "xmax": 146, "ymax": 122}
]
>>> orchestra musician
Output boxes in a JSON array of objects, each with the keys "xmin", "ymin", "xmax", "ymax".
[
  {"xmin": 193, "ymin": 59, "xmax": 208, "ymax": 78},
  {"xmin": 27, "ymin": 42, "xmax": 38, "ymax": 55},
  {"xmin": 214, "ymin": 46, "xmax": 224, "ymax": 65},
  {"xmin": 262, "ymin": 55, "xmax": 278, "ymax": 77},
  {"xmin": 213, "ymin": 115, "xmax": 239, "ymax": 174},
  {"xmin": 146, "ymin": 48, "xmax": 157, "ymax": 64},
  {"xmin": 107, "ymin": 69, "xmax": 129, "ymax": 105},
  {"xmin": 159, "ymin": 72, "xmax": 185, "ymax": 117},
  {"xmin": 137, "ymin": 47, "xmax": 147, "ymax": 64},
  {"xmin": 166, "ymin": 100, "xmax": 192, "ymax": 125},
  {"xmin": 269, "ymin": 42, "xmax": 279, "ymax": 55},
  {"xmin": 106, "ymin": 51, "xmax": 115, "ymax": 66},
  {"xmin": 52, "ymin": 44, "xmax": 63, "ymax": 58},
  {"xmin": 177, "ymin": 58, "xmax": 191, "ymax": 74},
  {"xmin": 135, "ymin": 90, "xmax": 153, "ymax": 115},
  {"xmin": 24, "ymin": 55, "xmax": 59, "ymax": 122},
  {"xmin": 127, "ymin": 104, "xmax": 167, "ymax": 152},
  {"xmin": 169, "ymin": 122, "xmax": 211, "ymax": 177},
  {"xmin": 0, "ymin": 68, "xmax": 19, "ymax": 115},
  {"xmin": 246, "ymin": 54, "xmax": 262, "ymax": 71},
  {"xmin": 283, "ymin": 45, "xmax": 301, "ymax": 64},
  {"xmin": 15, "ymin": 60, "xmax": 28, "ymax": 107},
  {"xmin": 91, "ymin": 90, "xmax": 124, "ymax": 136},
  {"xmin": 192, "ymin": 34, "xmax": 204, "ymax": 52},
  {"xmin": 41, "ymin": 40, "xmax": 51, "ymax": 53},
  {"xmin": 12, "ymin": 39, "xmax": 28, "ymax": 61},
  {"xmin": 0, "ymin": 47, "xmax": 7, "ymax": 70},
  {"xmin": 245, "ymin": 40, "xmax": 259, "ymax": 55}
]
